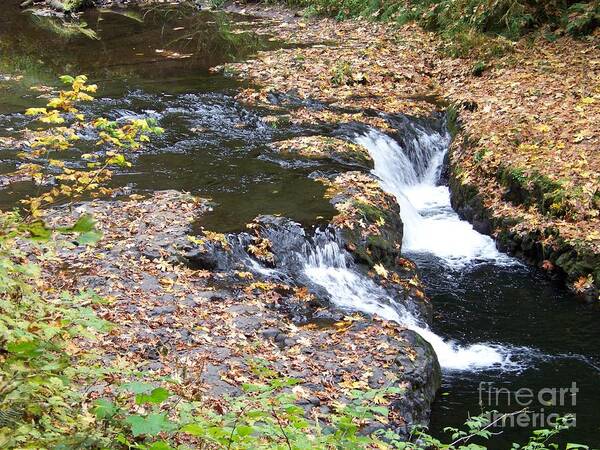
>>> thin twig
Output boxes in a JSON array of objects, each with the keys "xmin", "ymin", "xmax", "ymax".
[
  {"xmin": 226, "ymin": 404, "xmax": 249, "ymax": 450},
  {"xmin": 271, "ymin": 403, "xmax": 292, "ymax": 450},
  {"xmin": 449, "ymin": 408, "xmax": 528, "ymax": 447}
]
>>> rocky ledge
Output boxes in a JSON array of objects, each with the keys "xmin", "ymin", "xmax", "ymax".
[
  {"xmin": 35, "ymin": 189, "xmax": 440, "ymax": 437},
  {"xmin": 449, "ymin": 140, "xmax": 600, "ymax": 302}
]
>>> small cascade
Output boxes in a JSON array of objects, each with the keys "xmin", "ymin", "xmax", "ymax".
[
  {"xmin": 301, "ymin": 232, "xmax": 520, "ymax": 371},
  {"xmin": 354, "ymin": 128, "xmax": 512, "ymax": 267},
  {"xmin": 300, "ymin": 118, "xmax": 528, "ymax": 372}
]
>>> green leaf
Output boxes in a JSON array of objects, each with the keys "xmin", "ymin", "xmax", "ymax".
[
  {"xmin": 135, "ymin": 387, "xmax": 170, "ymax": 405},
  {"xmin": 77, "ymin": 230, "xmax": 102, "ymax": 245},
  {"xmin": 125, "ymin": 413, "xmax": 173, "ymax": 437},
  {"xmin": 242, "ymin": 383, "xmax": 269, "ymax": 393},
  {"xmin": 27, "ymin": 221, "xmax": 52, "ymax": 241},
  {"xmin": 7, "ymin": 340, "xmax": 43, "ymax": 358},
  {"xmin": 59, "ymin": 75, "xmax": 75, "ymax": 85},
  {"xmin": 94, "ymin": 399, "xmax": 117, "ymax": 419},
  {"xmin": 235, "ymin": 425, "xmax": 254, "ymax": 437},
  {"xmin": 57, "ymin": 215, "xmax": 102, "ymax": 245},
  {"xmin": 370, "ymin": 406, "xmax": 389, "ymax": 416},
  {"xmin": 121, "ymin": 381, "xmax": 155, "ymax": 394},
  {"xmin": 106, "ymin": 153, "xmax": 130, "ymax": 168},
  {"xmin": 181, "ymin": 423, "xmax": 205, "ymax": 436},
  {"xmin": 148, "ymin": 441, "xmax": 175, "ymax": 450},
  {"xmin": 64, "ymin": 215, "xmax": 95, "ymax": 233}
]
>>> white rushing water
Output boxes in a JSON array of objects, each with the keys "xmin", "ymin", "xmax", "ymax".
[
  {"xmin": 354, "ymin": 128, "xmax": 512, "ymax": 267},
  {"xmin": 303, "ymin": 237, "xmax": 517, "ymax": 371},
  {"xmin": 301, "ymin": 123, "xmax": 522, "ymax": 371}
]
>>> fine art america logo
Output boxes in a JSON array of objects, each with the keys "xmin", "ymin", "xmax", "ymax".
[{"xmin": 478, "ymin": 382, "xmax": 579, "ymax": 427}]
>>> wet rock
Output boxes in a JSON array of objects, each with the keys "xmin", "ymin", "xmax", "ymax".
[
  {"xmin": 261, "ymin": 328, "xmax": 280, "ymax": 339},
  {"xmin": 179, "ymin": 329, "xmax": 191, "ymax": 342},
  {"xmin": 283, "ymin": 337, "xmax": 297, "ymax": 347},
  {"xmin": 311, "ymin": 308, "xmax": 345, "ymax": 324},
  {"xmin": 391, "ymin": 330, "xmax": 441, "ymax": 432},
  {"xmin": 275, "ymin": 333, "xmax": 288, "ymax": 344},
  {"xmin": 140, "ymin": 274, "xmax": 160, "ymax": 292},
  {"xmin": 270, "ymin": 135, "xmax": 373, "ymax": 170},
  {"xmin": 235, "ymin": 315, "xmax": 263, "ymax": 334},
  {"xmin": 142, "ymin": 246, "xmax": 162, "ymax": 261},
  {"xmin": 148, "ymin": 306, "xmax": 177, "ymax": 316}
]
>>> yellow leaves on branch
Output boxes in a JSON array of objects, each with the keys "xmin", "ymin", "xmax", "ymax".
[{"xmin": 16, "ymin": 75, "xmax": 163, "ymax": 217}]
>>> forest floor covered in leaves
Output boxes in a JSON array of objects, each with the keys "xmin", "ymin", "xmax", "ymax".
[
  {"xmin": 32, "ymin": 190, "xmax": 438, "ymax": 437},
  {"xmin": 217, "ymin": 3, "xmax": 600, "ymax": 295}
]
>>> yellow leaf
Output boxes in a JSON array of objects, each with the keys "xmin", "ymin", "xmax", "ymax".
[{"xmin": 373, "ymin": 263, "xmax": 388, "ymax": 278}]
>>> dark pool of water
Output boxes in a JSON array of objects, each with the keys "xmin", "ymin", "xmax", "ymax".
[
  {"xmin": 0, "ymin": 0, "xmax": 337, "ymax": 231},
  {"xmin": 0, "ymin": 1, "xmax": 272, "ymax": 106},
  {"xmin": 413, "ymin": 254, "xmax": 600, "ymax": 447}
]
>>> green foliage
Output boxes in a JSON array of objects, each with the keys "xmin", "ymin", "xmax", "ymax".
[
  {"xmin": 285, "ymin": 0, "xmax": 597, "ymax": 56},
  {"xmin": 563, "ymin": 2, "xmax": 600, "ymax": 35},
  {"xmin": 88, "ymin": 374, "xmax": 586, "ymax": 450},
  {"xmin": 209, "ymin": 0, "xmax": 227, "ymax": 9},
  {"xmin": 0, "ymin": 210, "xmax": 114, "ymax": 448},
  {"xmin": 330, "ymin": 60, "xmax": 367, "ymax": 86},
  {"xmin": 90, "ymin": 371, "xmax": 405, "ymax": 449}
]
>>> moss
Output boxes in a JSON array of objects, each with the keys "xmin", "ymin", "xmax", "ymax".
[
  {"xmin": 366, "ymin": 234, "xmax": 393, "ymax": 252},
  {"xmin": 353, "ymin": 200, "xmax": 385, "ymax": 223},
  {"xmin": 445, "ymin": 105, "xmax": 459, "ymax": 138},
  {"xmin": 497, "ymin": 165, "xmax": 572, "ymax": 219}
]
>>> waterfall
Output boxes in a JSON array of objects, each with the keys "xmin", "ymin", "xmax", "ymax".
[
  {"xmin": 354, "ymin": 128, "xmax": 512, "ymax": 267},
  {"xmin": 303, "ymin": 232, "xmax": 519, "ymax": 371},
  {"xmin": 300, "ymin": 121, "xmax": 524, "ymax": 371}
]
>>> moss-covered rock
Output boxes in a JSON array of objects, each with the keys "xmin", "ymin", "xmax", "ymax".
[
  {"xmin": 322, "ymin": 171, "xmax": 402, "ymax": 266},
  {"xmin": 271, "ymin": 135, "xmax": 373, "ymax": 169},
  {"xmin": 449, "ymin": 147, "xmax": 600, "ymax": 301},
  {"xmin": 319, "ymin": 171, "xmax": 432, "ymax": 318}
]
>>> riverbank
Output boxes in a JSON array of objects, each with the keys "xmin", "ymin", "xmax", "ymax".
[
  {"xmin": 214, "ymin": 3, "xmax": 600, "ymax": 300},
  {"xmin": 29, "ymin": 189, "xmax": 440, "ymax": 438}
]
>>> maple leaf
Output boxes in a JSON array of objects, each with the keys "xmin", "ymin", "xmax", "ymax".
[
  {"xmin": 573, "ymin": 275, "xmax": 593, "ymax": 293},
  {"xmin": 373, "ymin": 263, "xmax": 388, "ymax": 278}
]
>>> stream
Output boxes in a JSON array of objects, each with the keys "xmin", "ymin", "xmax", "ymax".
[
  {"xmin": 352, "ymin": 127, "xmax": 600, "ymax": 446},
  {"xmin": 1, "ymin": 1, "xmax": 599, "ymax": 447}
]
